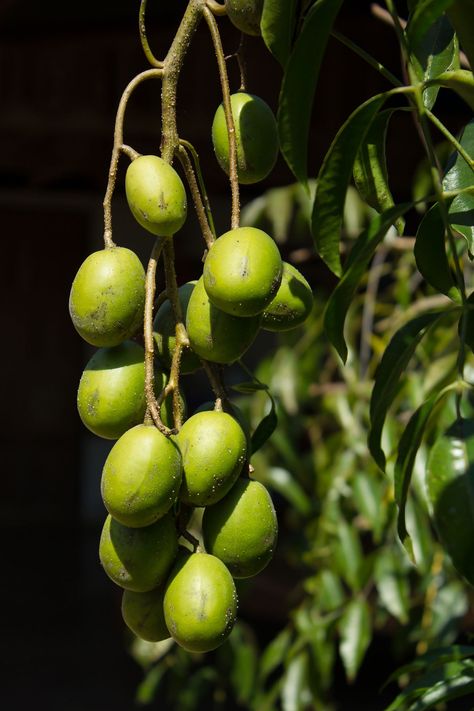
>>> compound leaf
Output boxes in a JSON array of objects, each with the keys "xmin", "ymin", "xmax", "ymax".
[
  {"xmin": 278, "ymin": 0, "xmax": 343, "ymax": 186},
  {"xmin": 312, "ymin": 93, "xmax": 388, "ymax": 276},
  {"xmin": 261, "ymin": 0, "xmax": 298, "ymax": 68}
]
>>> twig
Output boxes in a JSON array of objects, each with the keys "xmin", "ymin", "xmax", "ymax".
[
  {"xmin": 139, "ymin": 0, "xmax": 164, "ymax": 68},
  {"xmin": 177, "ymin": 143, "xmax": 215, "ymax": 249}
]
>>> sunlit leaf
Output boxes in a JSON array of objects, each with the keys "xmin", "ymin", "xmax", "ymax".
[
  {"xmin": 312, "ymin": 94, "xmax": 388, "ymax": 276},
  {"xmin": 338, "ymin": 598, "xmax": 372, "ymax": 682},
  {"xmin": 261, "ymin": 0, "xmax": 299, "ymax": 67},
  {"xmin": 260, "ymin": 628, "xmax": 293, "ymax": 681},
  {"xmin": 443, "ymin": 118, "xmax": 474, "ymax": 255},
  {"xmin": 407, "ymin": 0, "xmax": 455, "ymax": 48},
  {"xmin": 251, "ymin": 393, "xmax": 278, "ymax": 454},
  {"xmin": 374, "ymin": 549, "xmax": 410, "ymax": 623},
  {"xmin": 260, "ymin": 466, "xmax": 312, "ymax": 515},
  {"xmin": 409, "ymin": 12, "xmax": 457, "ymax": 109},
  {"xmin": 278, "ymin": 0, "xmax": 343, "ymax": 185},
  {"xmin": 334, "ymin": 518, "xmax": 364, "ymax": 591},
  {"xmin": 281, "ymin": 650, "xmax": 312, "ymax": 711}
]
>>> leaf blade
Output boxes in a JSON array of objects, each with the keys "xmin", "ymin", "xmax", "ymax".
[
  {"xmin": 261, "ymin": 0, "xmax": 299, "ymax": 68},
  {"xmin": 338, "ymin": 598, "xmax": 372, "ymax": 682},
  {"xmin": 414, "ymin": 202, "xmax": 460, "ymax": 300}
]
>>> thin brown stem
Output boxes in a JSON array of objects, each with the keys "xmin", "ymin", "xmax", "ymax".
[
  {"xmin": 203, "ymin": 5, "xmax": 240, "ymax": 229},
  {"xmin": 139, "ymin": 0, "xmax": 164, "ymax": 68},
  {"xmin": 179, "ymin": 139, "xmax": 217, "ymax": 239},
  {"xmin": 103, "ymin": 67, "xmax": 162, "ymax": 248},
  {"xmin": 177, "ymin": 144, "xmax": 215, "ymax": 249},
  {"xmin": 202, "ymin": 360, "xmax": 228, "ymax": 403}
]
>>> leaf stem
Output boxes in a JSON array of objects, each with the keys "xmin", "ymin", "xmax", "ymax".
[
  {"xmin": 331, "ymin": 30, "xmax": 403, "ymax": 88},
  {"xmin": 426, "ymin": 109, "xmax": 474, "ymax": 171},
  {"xmin": 206, "ymin": 0, "xmax": 227, "ymax": 16}
]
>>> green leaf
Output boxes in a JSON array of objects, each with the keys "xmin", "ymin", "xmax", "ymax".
[
  {"xmin": 352, "ymin": 472, "xmax": 385, "ymax": 541},
  {"xmin": 231, "ymin": 380, "xmax": 269, "ymax": 393},
  {"xmin": 312, "ymin": 93, "xmax": 388, "ymax": 276},
  {"xmin": 278, "ymin": 0, "xmax": 343, "ymax": 185},
  {"xmin": 315, "ymin": 570, "xmax": 346, "ymax": 612},
  {"xmin": 374, "ymin": 549, "xmax": 410, "ymax": 624},
  {"xmin": 443, "ymin": 118, "xmax": 474, "ymax": 254},
  {"xmin": 281, "ymin": 650, "xmax": 312, "ymax": 711},
  {"xmin": 430, "ymin": 581, "xmax": 469, "ymax": 644},
  {"xmin": 447, "ymin": 0, "xmax": 474, "ymax": 73},
  {"xmin": 385, "ymin": 660, "xmax": 474, "ymax": 711},
  {"xmin": 409, "ymin": 13, "xmax": 458, "ymax": 109},
  {"xmin": 353, "ymin": 109, "xmax": 405, "ymax": 232},
  {"xmin": 405, "ymin": 497, "xmax": 434, "ymax": 573},
  {"xmin": 334, "ymin": 518, "xmax": 364, "ymax": 591},
  {"xmin": 135, "ymin": 664, "xmax": 167, "ymax": 705},
  {"xmin": 409, "ymin": 672, "xmax": 474, "ymax": 710},
  {"xmin": 369, "ymin": 310, "xmax": 446, "ymax": 470},
  {"xmin": 251, "ymin": 393, "xmax": 278, "ymax": 454},
  {"xmin": 338, "ymin": 598, "xmax": 372, "ymax": 682},
  {"xmin": 260, "ymin": 628, "xmax": 293, "ymax": 682},
  {"xmin": 324, "ymin": 203, "xmax": 412, "ymax": 361},
  {"xmin": 414, "ymin": 202, "xmax": 460, "ymax": 300},
  {"xmin": 260, "ymin": 466, "xmax": 312, "ymax": 515},
  {"xmin": 385, "ymin": 645, "xmax": 474, "ymax": 685},
  {"xmin": 407, "ymin": 0, "xmax": 455, "ymax": 48},
  {"xmin": 261, "ymin": 0, "xmax": 298, "ymax": 68},
  {"xmin": 228, "ymin": 623, "xmax": 258, "ymax": 704},
  {"xmin": 426, "ymin": 69, "xmax": 474, "ymax": 109}
]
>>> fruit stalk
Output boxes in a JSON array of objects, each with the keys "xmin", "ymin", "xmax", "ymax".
[{"xmin": 177, "ymin": 143, "xmax": 215, "ymax": 248}]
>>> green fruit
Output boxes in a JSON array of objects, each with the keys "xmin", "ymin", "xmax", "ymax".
[
  {"xmin": 101, "ymin": 424, "xmax": 182, "ymax": 528},
  {"xmin": 261, "ymin": 262, "xmax": 313, "ymax": 331},
  {"xmin": 164, "ymin": 551, "xmax": 237, "ymax": 653},
  {"xmin": 77, "ymin": 342, "xmax": 170, "ymax": 440},
  {"xmin": 99, "ymin": 513, "xmax": 178, "ymax": 592},
  {"xmin": 122, "ymin": 587, "xmax": 169, "ymax": 642},
  {"xmin": 194, "ymin": 400, "xmax": 252, "ymax": 448},
  {"xmin": 186, "ymin": 277, "xmax": 261, "ymax": 364},
  {"xmin": 212, "ymin": 92, "xmax": 278, "ymax": 184},
  {"xmin": 125, "ymin": 155, "xmax": 187, "ymax": 237},
  {"xmin": 203, "ymin": 226, "xmax": 282, "ymax": 317},
  {"xmin": 69, "ymin": 247, "xmax": 145, "ymax": 347},
  {"xmin": 426, "ymin": 418, "xmax": 474, "ymax": 586},
  {"xmin": 203, "ymin": 479, "xmax": 277, "ymax": 578},
  {"xmin": 153, "ymin": 282, "xmax": 201, "ymax": 374},
  {"xmin": 176, "ymin": 411, "xmax": 247, "ymax": 506},
  {"xmin": 225, "ymin": 0, "xmax": 263, "ymax": 36}
]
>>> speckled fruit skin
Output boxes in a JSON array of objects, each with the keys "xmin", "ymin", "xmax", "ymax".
[
  {"xmin": 125, "ymin": 155, "xmax": 187, "ymax": 237},
  {"xmin": 164, "ymin": 551, "xmax": 237, "ymax": 653},
  {"xmin": 69, "ymin": 247, "xmax": 145, "ymax": 347},
  {"xmin": 77, "ymin": 342, "xmax": 172, "ymax": 440},
  {"xmin": 203, "ymin": 479, "xmax": 278, "ymax": 579},
  {"xmin": 153, "ymin": 281, "xmax": 201, "ymax": 374},
  {"xmin": 99, "ymin": 513, "xmax": 178, "ymax": 592},
  {"xmin": 176, "ymin": 410, "xmax": 247, "ymax": 506},
  {"xmin": 186, "ymin": 277, "xmax": 261, "ymax": 364},
  {"xmin": 203, "ymin": 226, "xmax": 282, "ymax": 317},
  {"xmin": 101, "ymin": 424, "xmax": 182, "ymax": 528},
  {"xmin": 262, "ymin": 262, "xmax": 313, "ymax": 332},
  {"xmin": 212, "ymin": 92, "xmax": 278, "ymax": 184},
  {"xmin": 225, "ymin": 0, "xmax": 263, "ymax": 36},
  {"xmin": 121, "ymin": 586, "xmax": 170, "ymax": 642}
]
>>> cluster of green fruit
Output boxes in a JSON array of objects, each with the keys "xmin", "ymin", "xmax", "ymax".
[{"xmin": 68, "ymin": 28, "xmax": 313, "ymax": 651}]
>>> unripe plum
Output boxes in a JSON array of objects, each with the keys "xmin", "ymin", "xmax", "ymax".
[
  {"xmin": 121, "ymin": 587, "xmax": 170, "ymax": 642},
  {"xmin": 203, "ymin": 226, "xmax": 282, "ymax": 317},
  {"xmin": 225, "ymin": 0, "xmax": 263, "ymax": 36},
  {"xmin": 125, "ymin": 155, "xmax": 187, "ymax": 237},
  {"xmin": 69, "ymin": 247, "xmax": 145, "ymax": 347},
  {"xmin": 261, "ymin": 262, "xmax": 313, "ymax": 331},
  {"xmin": 212, "ymin": 92, "xmax": 278, "ymax": 184},
  {"xmin": 153, "ymin": 281, "xmax": 201, "ymax": 374}
]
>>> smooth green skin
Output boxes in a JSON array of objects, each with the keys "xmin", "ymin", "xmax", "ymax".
[
  {"xmin": 121, "ymin": 586, "xmax": 169, "ymax": 642},
  {"xmin": 225, "ymin": 0, "xmax": 263, "ymax": 36},
  {"xmin": 203, "ymin": 227, "xmax": 282, "ymax": 317},
  {"xmin": 176, "ymin": 411, "xmax": 247, "ymax": 506},
  {"xmin": 203, "ymin": 479, "xmax": 277, "ymax": 579},
  {"xmin": 77, "ymin": 342, "xmax": 172, "ymax": 440},
  {"xmin": 164, "ymin": 551, "xmax": 237, "ymax": 653},
  {"xmin": 125, "ymin": 155, "xmax": 187, "ymax": 237},
  {"xmin": 212, "ymin": 92, "xmax": 278, "ymax": 184},
  {"xmin": 427, "ymin": 418, "xmax": 474, "ymax": 586},
  {"xmin": 69, "ymin": 247, "xmax": 145, "ymax": 347},
  {"xmin": 186, "ymin": 277, "xmax": 261, "ymax": 364},
  {"xmin": 101, "ymin": 424, "xmax": 182, "ymax": 528},
  {"xmin": 262, "ymin": 262, "xmax": 314, "ymax": 332},
  {"xmin": 153, "ymin": 281, "xmax": 201, "ymax": 374},
  {"xmin": 194, "ymin": 400, "xmax": 252, "ymax": 449},
  {"xmin": 99, "ymin": 513, "xmax": 178, "ymax": 592}
]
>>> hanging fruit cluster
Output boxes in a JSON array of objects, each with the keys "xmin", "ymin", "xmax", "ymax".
[{"xmin": 69, "ymin": 0, "xmax": 313, "ymax": 653}]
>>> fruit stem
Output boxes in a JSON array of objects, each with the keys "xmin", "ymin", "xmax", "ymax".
[
  {"xmin": 202, "ymin": 360, "xmax": 228, "ymax": 405},
  {"xmin": 139, "ymin": 0, "xmax": 164, "ymax": 68},
  {"xmin": 179, "ymin": 140, "xmax": 217, "ymax": 239},
  {"xmin": 144, "ymin": 236, "xmax": 174, "ymax": 435},
  {"xmin": 203, "ymin": 5, "xmax": 241, "ymax": 230},
  {"xmin": 181, "ymin": 529, "xmax": 201, "ymax": 552},
  {"xmin": 206, "ymin": 0, "xmax": 227, "ymax": 16},
  {"xmin": 103, "ymin": 67, "xmax": 163, "ymax": 248},
  {"xmin": 178, "ymin": 143, "xmax": 216, "ymax": 248}
]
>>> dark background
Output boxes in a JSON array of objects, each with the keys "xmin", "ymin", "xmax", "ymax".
[{"xmin": 1, "ymin": 2, "xmax": 470, "ymax": 709}]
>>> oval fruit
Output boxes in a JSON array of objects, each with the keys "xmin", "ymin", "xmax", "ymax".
[
  {"xmin": 176, "ymin": 410, "xmax": 247, "ymax": 506},
  {"xmin": 194, "ymin": 400, "xmax": 252, "ymax": 448},
  {"xmin": 225, "ymin": 0, "xmax": 263, "ymax": 36},
  {"xmin": 153, "ymin": 281, "xmax": 201, "ymax": 374},
  {"xmin": 125, "ymin": 155, "xmax": 187, "ymax": 237},
  {"xmin": 101, "ymin": 424, "xmax": 182, "ymax": 528},
  {"xmin": 261, "ymin": 262, "xmax": 313, "ymax": 331},
  {"xmin": 69, "ymin": 247, "xmax": 145, "ymax": 347},
  {"xmin": 203, "ymin": 226, "xmax": 282, "ymax": 317},
  {"xmin": 77, "ymin": 342, "xmax": 170, "ymax": 440},
  {"xmin": 203, "ymin": 479, "xmax": 277, "ymax": 578},
  {"xmin": 122, "ymin": 586, "xmax": 169, "ymax": 642},
  {"xmin": 186, "ymin": 277, "xmax": 261, "ymax": 364},
  {"xmin": 99, "ymin": 513, "xmax": 178, "ymax": 592},
  {"xmin": 164, "ymin": 551, "xmax": 237, "ymax": 653},
  {"xmin": 212, "ymin": 92, "xmax": 278, "ymax": 184},
  {"xmin": 426, "ymin": 418, "xmax": 474, "ymax": 586}
]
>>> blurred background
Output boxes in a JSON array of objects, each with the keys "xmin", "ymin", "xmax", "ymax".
[{"xmin": 1, "ymin": 1, "xmax": 471, "ymax": 709}]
